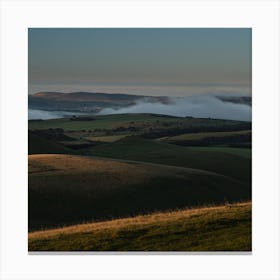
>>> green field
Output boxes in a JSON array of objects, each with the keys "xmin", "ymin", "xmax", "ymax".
[
  {"xmin": 188, "ymin": 147, "xmax": 251, "ymax": 159},
  {"xmin": 84, "ymin": 134, "xmax": 132, "ymax": 142},
  {"xmin": 159, "ymin": 130, "xmax": 251, "ymax": 141},
  {"xmin": 29, "ymin": 114, "xmax": 182, "ymax": 130},
  {"xmin": 86, "ymin": 136, "xmax": 251, "ymax": 183},
  {"xmin": 29, "ymin": 202, "xmax": 251, "ymax": 251},
  {"xmin": 29, "ymin": 113, "xmax": 248, "ymax": 132}
]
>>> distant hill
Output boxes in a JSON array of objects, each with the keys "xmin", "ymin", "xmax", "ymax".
[
  {"xmin": 217, "ymin": 96, "xmax": 252, "ymax": 106},
  {"xmin": 29, "ymin": 91, "xmax": 171, "ymax": 113},
  {"xmin": 29, "ymin": 91, "xmax": 251, "ymax": 114}
]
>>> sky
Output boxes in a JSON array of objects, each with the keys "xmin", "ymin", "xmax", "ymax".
[{"xmin": 28, "ymin": 28, "xmax": 251, "ymax": 96}]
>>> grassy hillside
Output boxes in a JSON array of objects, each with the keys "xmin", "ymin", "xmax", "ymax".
[
  {"xmin": 28, "ymin": 113, "xmax": 250, "ymax": 132},
  {"xmin": 157, "ymin": 130, "xmax": 251, "ymax": 147},
  {"xmin": 188, "ymin": 147, "xmax": 251, "ymax": 159},
  {"xmin": 86, "ymin": 136, "xmax": 251, "ymax": 183},
  {"xmin": 159, "ymin": 130, "xmax": 251, "ymax": 142},
  {"xmin": 29, "ymin": 114, "xmax": 181, "ymax": 130},
  {"xmin": 29, "ymin": 154, "xmax": 250, "ymax": 231},
  {"xmin": 29, "ymin": 202, "xmax": 251, "ymax": 251},
  {"xmin": 28, "ymin": 130, "xmax": 75, "ymax": 155},
  {"xmin": 83, "ymin": 134, "xmax": 132, "ymax": 142}
]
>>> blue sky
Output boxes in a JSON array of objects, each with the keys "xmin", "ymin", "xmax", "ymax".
[{"xmin": 28, "ymin": 28, "xmax": 251, "ymax": 95}]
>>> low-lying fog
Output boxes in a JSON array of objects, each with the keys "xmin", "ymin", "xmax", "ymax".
[
  {"xmin": 28, "ymin": 95, "xmax": 251, "ymax": 121},
  {"xmin": 99, "ymin": 95, "xmax": 251, "ymax": 121},
  {"xmin": 28, "ymin": 109, "xmax": 87, "ymax": 120}
]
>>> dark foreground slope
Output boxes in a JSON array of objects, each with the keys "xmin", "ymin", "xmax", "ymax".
[
  {"xmin": 29, "ymin": 202, "xmax": 251, "ymax": 251},
  {"xmin": 29, "ymin": 154, "xmax": 250, "ymax": 231},
  {"xmin": 28, "ymin": 130, "xmax": 75, "ymax": 155}
]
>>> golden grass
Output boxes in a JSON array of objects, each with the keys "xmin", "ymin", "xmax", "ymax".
[
  {"xmin": 28, "ymin": 154, "xmax": 215, "ymax": 181},
  {"xmin": 29, "ymin": 154, "xmax": 144, "ymax": 177},
  {"xmin": 29, "ymin": 154, "xmax": 152, "ymax": 189},
  {"xmin": 29, "ymin": 201, "xmax": 250, "ymax": 240}
]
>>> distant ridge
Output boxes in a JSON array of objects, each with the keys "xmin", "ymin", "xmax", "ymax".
[
  {"xmin": 29, "ymin": 91, "xmax": 172, "ymax": 113},
  {"xmin": 217, "ymin": 96, "xmax": 252, "ymax": 106}
]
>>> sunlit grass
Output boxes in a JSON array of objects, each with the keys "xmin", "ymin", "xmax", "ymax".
[{"xmin": 29, "ymin": 202, "xmax": 251, "ymax": 251}]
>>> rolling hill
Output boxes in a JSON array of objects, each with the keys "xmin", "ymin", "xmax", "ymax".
[
  {"xmin": 29, "ymin": 113, "xmax": 251, "ymax": 132},
  {"xmin": 29, "ymin": 201, "xmax": 251, "ymax": 251},
  {"xmin": 29, "ymin": 92, "xmax": 171, "ymax": 112},
  {"xmin": 157, "ymin": 130, "xmax": 251, "ymax": 147},
  {"xmin": 29, "ymin": 154, "xmax": 250, "ymax": 231},
  {"xmin": 158, "ymin": 130, "xmax": 251, "ymax": 142},
  {"xmin": 86, "ymin": 136, "xmax": 252, "ymax": 183}
]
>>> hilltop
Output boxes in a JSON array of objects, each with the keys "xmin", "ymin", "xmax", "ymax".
[{"xmin": 29, "ymin": 91, "xmax": 171, "ymax": 112}]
